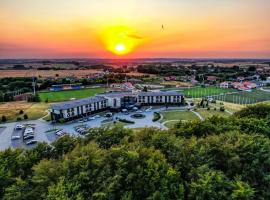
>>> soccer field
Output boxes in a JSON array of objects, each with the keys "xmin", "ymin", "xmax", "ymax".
[
  {"xmin": 39, "ymin": 87, "xmax": 106, "ymax": 102},
  {"xmin": 221, "ymin": 90, "xmax": 270, "ymax": 104},
  {"xmin": 183, "ymin": 87, "xmax": 235, "ymax": 98}
]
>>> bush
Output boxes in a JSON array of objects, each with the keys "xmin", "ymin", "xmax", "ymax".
[
  {"xmin": 220, "ymin": 107, "xmax": 225, "ymax": 112},
  {"xmin": 45, "ymin": 98, "xmax": 49, "ymax": 103},
  {"xmin": 19, "ymin": 110, "xmax": 24, "ymax": 114},
  {"xmin": 17, "ymin": 117, "xmax": 22, "ymax": 121},
  {"xmin": 152, "ymin": 112, "xmax": 161, "ymax": 122},
  {"xmin": 118, "ymin": 118, "xmax": 135, "ymax": 124},
  {"xmin": 207, "ymin": 107, "xmax": 210, "ymax": 111},
  {"xmin": 23, "ymin": 114, "xmax": 28, "ymax": 120},
  {"xmin": 214, "ymin": 107, "xmax": 217, "ymax": 111},
  {"xmin": 1, "ymin": 115, "xmax": 7, "ymax": 122}
]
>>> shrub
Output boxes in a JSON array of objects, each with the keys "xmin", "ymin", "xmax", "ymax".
[
  {"xmin": 23, "ymin": 114, "xmax": 28, "ymax": 120},
  {"xmin": 17, "ymin": 117, "xmax": 22, "ymax": 121},
  {"xmin": 207, "ymin": 107, "xmax": 210, "ymax": 111},
  {"xmin": 220, "ymin": 107, "xmax": 225, "ymax": 112},
  {"xmin": 19, "ymin": 110, "xmax": 24, "ymax": 114},
  {"xmin": 152, "ymin": 112, "xmax": 161, "ymax": 122},
  {"xmin": 1, "ymin": 115, "xmax": 7, "ymax": 122},
  {"xmin": 118, "ymin": 118, "xmax": 135, "ymax": 124},
  {"xmin": 214, "ymin": 107, "xmax": 217, "ymax": 111}
]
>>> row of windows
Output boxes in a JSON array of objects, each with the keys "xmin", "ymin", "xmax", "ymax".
[
  {"xmin": 66, "ymin": 101, "xmax": 107, "ymax": 114},
  {"xmin": 138, "ymin": 95, "xmax": 181, "ymax": 103}
]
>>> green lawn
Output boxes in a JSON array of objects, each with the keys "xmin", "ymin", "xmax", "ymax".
[
  {"xmin": 161, "ymin": 110, "xmax": 199, "ymax": 122},
  {"xmin": 39, "ymin": 88, "xmax": 106, "ymax": 102},
  {"xmin": 221, "ymin": 90, "xmax": 270, "ymax": 104},
  {"xmin": 183, "ymin": 86, "xmax": 235, "ymax": 98},
  {"xmin": 197, "ymin": 108, "xmax": 231, "ymax": 119}
]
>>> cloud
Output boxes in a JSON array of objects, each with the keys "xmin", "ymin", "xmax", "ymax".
[{"xmin": 126, "ymin": 34, "xmax": 144, "ymax": 40}]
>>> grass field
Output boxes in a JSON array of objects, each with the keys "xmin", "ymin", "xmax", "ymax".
[
  {"xmin": 183, "ymin": 86, "xmax": 236, "ymax": 98},
  {"xmin": 197, "ymin": 108, "xmax": 231, "ymax": 119},
  {"xmin": 39, "ymin": 87, "xmax": 106, "ymax": 102},
  {"xmin": 0, "ymin": 102, "xmax": 49, "ymax": 122},
  {"xmin": 161, "ymin": 110, "xmax": 199, "ymax": 122}
]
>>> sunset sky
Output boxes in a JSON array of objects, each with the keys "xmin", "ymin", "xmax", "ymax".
[{"xmin": 1, "ymin": 0, "xmax": 270, "ymax": 59}]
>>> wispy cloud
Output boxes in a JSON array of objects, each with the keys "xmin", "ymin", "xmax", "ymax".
[{"xmin": 126, "ymin": 34, "xmax": 144, "ymax": 40}]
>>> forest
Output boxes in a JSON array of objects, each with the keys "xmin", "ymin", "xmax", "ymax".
[{"xmin": 0, "ymin": 104, "xmax": 270, "ymax": 200}]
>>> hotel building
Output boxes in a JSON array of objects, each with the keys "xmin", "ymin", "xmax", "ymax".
[{"xmin": 50, "ymin": 91, "xmax": 184, "ymax": 122}]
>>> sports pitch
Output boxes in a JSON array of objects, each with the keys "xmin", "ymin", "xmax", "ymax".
[{"xmin": 39, "ymin": 87, "xmax": 106, "ymax": 102}]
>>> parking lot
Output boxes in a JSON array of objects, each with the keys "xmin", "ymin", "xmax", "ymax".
[{"xmin": 0, "ymin": 106, "xmax": 186, "ymax": 151}]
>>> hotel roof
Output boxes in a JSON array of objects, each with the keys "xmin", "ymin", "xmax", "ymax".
[
  {"xmin": 51, "ymin": 96, "xmax": 106, "ymax": 110},
  {"xmin": 98, "ymin": 92, "xmax": 135, "ymax": 98},
  {"xmin": 138, "ymin": 91, "xmax": 182, "ymax": 96}
]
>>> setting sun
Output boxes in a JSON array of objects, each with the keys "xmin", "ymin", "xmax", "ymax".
[
  {"xmin": 101, "ymin": 25, "xmax": 143, "ymax": 56},
  {"xmin": 114, "ymin": 43, "xmax": 126, "ymax": 55}
]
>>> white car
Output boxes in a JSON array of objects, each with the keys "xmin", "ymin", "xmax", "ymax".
[
  {"xmin": 94, "ymin": 115, "xmax": 101, "ymax": 118},
  {"xmin": 136, "ymin": 110, "xmax": 143, "ymax": 113},
  {"xmin": 88, "ymin": 116, "xmax": 95, "ymax": 120},
  {"xmin": 11, "ymin": 135, "xmax": 21, "ymax": 140},
  {"xmin": 15, "ymin": 124, "xmax": 24, "ymax": 130},
  {"xmin": 55, "ymin": 130, "xmax": 64, "ymax": 136},
  {"xmin": 26, "ymin": 140, "xmax": 37, "ymax": 145}
]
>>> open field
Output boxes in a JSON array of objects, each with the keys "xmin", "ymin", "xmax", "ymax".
[
  {"xmin": 0, "ymin": 69, "xmax": 150, "ymax": 78},
  {"xmin": 161, "ymin": 110, "xmax": 199, "ymax": 122},
  {"xmin": 197, "ymin": 108, "xmax": 231, "ymax": 119},
  {"xmin": 39, "ymin": 88, "xmax": 106, "ymax": 102},
  {"xmin": 183, "ymin": 86, "xmax": 236, "ymax": 98},
  {"xmin": 0, "ymin": 102, "xmax": 49, "ymax": 122}
]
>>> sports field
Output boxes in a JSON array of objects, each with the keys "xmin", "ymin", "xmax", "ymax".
[
  {"xmin": 39, "ymin": 87, "xmax": 106, "ymax": 102},
  {"xmin": 214, "ymin": 90, "xmax": 270, "ymax": 104},
  {"xmin": 183, "ymin": 86, "xmax": 236, "ymax": 98}
]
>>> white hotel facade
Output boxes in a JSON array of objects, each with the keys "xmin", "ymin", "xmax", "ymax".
[{"xmin": 50, "ymin": 91, "xmax": 184, "ymax": 122}]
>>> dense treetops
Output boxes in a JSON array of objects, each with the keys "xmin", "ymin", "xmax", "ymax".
[{"xmin": 0, "ymin": 104, "xmax": 270, "ymax": 200}]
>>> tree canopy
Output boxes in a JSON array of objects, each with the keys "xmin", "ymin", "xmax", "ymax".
[{"xmin": 0, "ymin": 104, "xmax": 270, "ymax": 200}]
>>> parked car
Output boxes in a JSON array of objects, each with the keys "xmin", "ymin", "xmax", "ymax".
[
  {"xmin": 88, "ymin": 116, "xmax": 96, "ymax": 120},
  {"xmin": 11, "ymin": 135, "xmax": 21, "ymax": 140},
  {"xmin": 24, "ymin": 135, "xmax": 35, "ymax": 140},
  {"xmin": 26, "ymin": 140, "xmax": 37, "ymax": 145},
  {"xmin": 136, "ymin": 110, "xmax": 143, "ymax": 113},
  {"xmin": 94, "ymin": 115, "xmax": 101, "ymax": 118},
  {"xmin": 15, "ymin": 124, "xmax": 24, "ymax": 130},
  {"xmin": 55, "ymin": 130, "xmax": 64, "ymax": 136}
]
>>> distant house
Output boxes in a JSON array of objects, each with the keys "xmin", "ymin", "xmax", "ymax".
[
  {"xmin": 110, "ymin": 82, "xmax": 135, "ymax": 91},
  {"xmin": 232, "ymin": 81, "xmax": 256, "ymax": 91},
  {"xmin": 220, "ymin": 82, "xmax": 229, "ymax": 88},
  {"xmin": 237, "ymin": 77, "xmax": 245, "ymax": 82},
  {"xmin": 164, "ymin": 76, "xmax": 177, "ymax": 81},
  {"xmin": 243, "ymin": 81, "xmax": 257, "ymax": 89},
  {"xmin": 206, "ymin": 76, "xmax": 218, "ymax": 83}
]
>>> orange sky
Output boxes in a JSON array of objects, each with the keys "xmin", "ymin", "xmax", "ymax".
[{"xmin": 1, "ymin": 0, "xmax": 270, "ymax": 58}]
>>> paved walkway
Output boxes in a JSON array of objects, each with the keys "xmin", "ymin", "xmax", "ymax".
[
  {"xmin": 260, "ymin": 87, "xmax": 270, "ymax": 92},
  {"xmin": 191, "ymin": 110, "xmax": 204, "ymax": 121}
]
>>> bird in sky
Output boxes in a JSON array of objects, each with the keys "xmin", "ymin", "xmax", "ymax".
[{"xmin": 162, "ymin": 25, "xmax": 164, "ymax": 30}]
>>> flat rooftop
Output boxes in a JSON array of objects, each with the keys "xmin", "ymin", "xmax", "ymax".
[
  {"xmin": 51, "ymin": 96, "xmax": 106, "ymax": 110},
  {"xmin": 138, "ymin": 91, "xmax": 182, "ymax": 96}
]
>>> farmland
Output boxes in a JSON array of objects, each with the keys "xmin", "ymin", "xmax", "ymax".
[
  {"xmin": 39, "ymin": 87, "xmax": 106, "ymax": 102},
  {"xmin": 0, "ymin": 69, "xmax": 149, "ymax": 78}
]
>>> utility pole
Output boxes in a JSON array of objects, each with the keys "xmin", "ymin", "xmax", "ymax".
[{"xmin": 32, "ymin": 76, "xmax": 36, "ymax": 95}]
